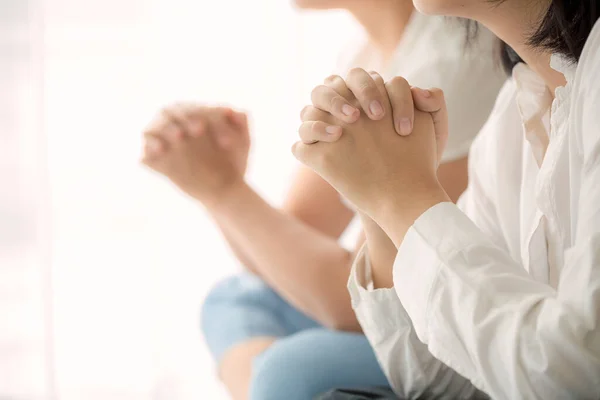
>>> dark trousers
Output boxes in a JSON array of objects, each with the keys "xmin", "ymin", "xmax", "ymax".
[{"xmin": 315, "ymin": 387, "xmax": 399, "ymax": 400}]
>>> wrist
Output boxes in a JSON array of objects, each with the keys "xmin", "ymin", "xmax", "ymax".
[
  {"xmin": 373, "ymin": 180, "xmax": 450, "ymax": 247},
  {"xmin": 203, "ymin": 178, "xmax": 250, "ymax": 216}
]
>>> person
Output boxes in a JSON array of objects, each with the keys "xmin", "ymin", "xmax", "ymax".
[
  {"xmin": 140, "ymin": 1, "xmax": 505, "ymax": 399},
  {"xmin": 292, "ymin": 1, "xmax": 600, "ymax": 399}
]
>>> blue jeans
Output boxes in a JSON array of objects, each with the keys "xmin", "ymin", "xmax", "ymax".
[{"xmin": 201, "ymin": 273, "xmax": 390, "ymax": 400}]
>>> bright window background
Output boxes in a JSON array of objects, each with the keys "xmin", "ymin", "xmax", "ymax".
[{"xmin": 1, "ymin": 0, "xmax": 359, "ymax": 399}]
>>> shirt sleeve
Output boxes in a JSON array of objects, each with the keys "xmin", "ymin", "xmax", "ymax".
[
  {"xmin": 347, "ymin": 244, "xmax": 488, "ymax": 399},
  {"xmin": 392, "ymin": 33, "xmax": 600, "ymax": 399}
]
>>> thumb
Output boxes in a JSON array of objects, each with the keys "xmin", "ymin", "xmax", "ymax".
[
  {"xmin": 212, "ymin": 107, "xmax": 241, "ymax": 149},
  {"xmin": 232, "ymin": 111, "xmax": 248, "ymax": 127},
  {"xmin": 411, "ymin": 87, "xmax": 448, "ymax": 163},
  {"xmin": 224, "ymin": 109, "xmax": 248, "ymax": 129},
  {"xmin": 229, "ymin": 110, "xmax": 251, "ymax": 147}
]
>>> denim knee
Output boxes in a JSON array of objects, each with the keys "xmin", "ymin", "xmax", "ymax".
[
  {"xmin": 249, "ymin": 328, "xmax": 390, "ymax": 400},
  {"xmin": 200, "ymin": 274, "xmax": 289, "ymax": 363},
  {"xmin": 200, "ymin": 275, "xmax": 240, "ymax": 342},
  {"xmin": 249, "ymin": 330, "xmax": 337, "ymax": 400}
]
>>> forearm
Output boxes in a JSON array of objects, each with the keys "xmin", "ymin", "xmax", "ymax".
[
  {"xmin": 212, "ymin": 216, "xmax": 261, "ymax": 275},
  {"xmin": 375, "ymin": 157, "xmax": 467, "ymax": 249},
  {"xmin": 215, "ymin": 166, "xmax": 355, "ymax": 277},
  {"xmin": 358, "ymin": 213, "xmax": 397, "ymax": 289},
  {"xmin": 359, "ymin": 156, "xmax": 463, "ymax": 288},
  {"xmin": 208, "ymin": 181, "xmax": 360, "ymax": 331}
]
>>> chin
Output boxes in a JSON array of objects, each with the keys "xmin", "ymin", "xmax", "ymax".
[{"xmin": 292, "ymin": 0, "xmax": 344, "ymax": 10}]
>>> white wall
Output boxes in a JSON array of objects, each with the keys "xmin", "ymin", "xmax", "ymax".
[
  {"xmin": 0, "ymin": 0, "xmax": 51, "ymax": 398},
  {"xmin": 0, "ymin": 0, "xmax": 357, "ymax": 399}
]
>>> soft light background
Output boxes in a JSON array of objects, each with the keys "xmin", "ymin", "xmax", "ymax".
[{"xmin": 0, "ymin": 0, "xmax": 357, "ymax": 398}]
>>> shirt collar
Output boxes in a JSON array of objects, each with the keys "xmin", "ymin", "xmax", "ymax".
[
  {"xmin": 512, "ymin": 63, "xmax": 553, "ymax": 166},
  {"xmin": 511, "ymin": 55, "xmax": 576, "ymax": 166},
  {"xmin": 549, "ymin": 54, "xmax": 575, "ymax": 141}
]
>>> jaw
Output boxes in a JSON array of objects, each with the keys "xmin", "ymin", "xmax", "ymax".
[
  {"xmin": 292, "ymin": 0, "xmax": 349, "ymax": 11},
  {"xmin": 412, "ymin": 0, "xmax": 486, "ymax": 19}
]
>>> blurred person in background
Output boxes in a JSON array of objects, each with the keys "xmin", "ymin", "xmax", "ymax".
[{"xmin": 141, "ymin": 0, "xmax": 506, "ymax": 399}]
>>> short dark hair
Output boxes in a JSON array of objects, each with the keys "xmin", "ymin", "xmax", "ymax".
[
  {"xmin": 496, "ymin": 1, "xmax": 600, "ymax": 73},
  {"xmin": 529, "ymin": 0, "xmax": 599, "ymax": 63}
]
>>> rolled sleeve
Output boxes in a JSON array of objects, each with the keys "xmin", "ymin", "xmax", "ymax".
[
  {"xmin": 349, "ymin": 242, "xmax": 486, "ymax": 399},
  {"xmin": 393, "ymin": 202, "xmax": 487, "ymax": 343},
  {"xmin": 348, "ymin": 243, "xmax": 408, "ymax": 345}
]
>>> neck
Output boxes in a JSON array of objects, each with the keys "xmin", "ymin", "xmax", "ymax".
[
  {"xmin": 346, "ymin": 0, "xmax": 414, "ymax": 62},
  {"xmin": 472, "ymin": 0, "xmax": 566, "ymax": 95}
]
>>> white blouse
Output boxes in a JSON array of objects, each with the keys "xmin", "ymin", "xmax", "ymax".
[
  {"xmin": 338, "ymin": 11, "xmax": 506, "ymax": 249},
  {"xmin": 349, "ymin": 20, "xmax": 600, "ymax": 400}
]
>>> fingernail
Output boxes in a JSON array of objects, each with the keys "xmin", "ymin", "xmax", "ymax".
[
  {"xmin": 369, "ymin": 101, "xmax": 384, "ymax": 117},
  {"xmin": 421, "ymin": 89, "xmax": 432, "ymax": 98},
  {"xmin": 342, "ymin": 104, "xmax": 357, "ymax": 117},
  {"xmin": 326, "ymin": 125, "xmax": 341, "ymax": 135},
  {"xmin": 399, "ymin": 118, "xmax": 412, "ymax": 136}
]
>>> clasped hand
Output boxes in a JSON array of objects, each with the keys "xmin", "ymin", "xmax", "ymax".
[
  {"xmin": 141, "ymin": 104, "xmax": 250, "ymax": 210},
  {"xmin": 292, "ymin": 69, "xmax": 451, "ymax": 235}
]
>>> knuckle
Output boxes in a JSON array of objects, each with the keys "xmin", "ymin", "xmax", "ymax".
[
  {"xmin": 357, "ymin": 82, "xmax": 376, "ymax": 98},
  {"xmin": 163, "ymin": 103, "xmax": 180, "ymax": 114},
  {"xmin": 159, "ymin": 107, "xmax": 171, "ymax": 119},
  {"xmin": 329, "ymin": 96, "xmax": 345, "ymax": 112},
  {"xmin": 431, "ymin": 88, "xmax": 445, "ymax": 100},
  {"xmin": 175, "ymin": 101, "xmax": 196, "ymax": 114},
  {"xmin": 311, "ymin": 84, "xmax": 327, "ymax": 99},
  {"xmin": 324, "ymin": 74, "xmax": 342, "ymax": 84},
  {"xmin": 291, "ymin": 142, "xmax": 301, "ymax": 158},
  {"xmin": 161, "ymin": 107, "xmax": 181, "ymax": 123},
  {"xmin": 303, "ymin": 106, "xmax": 320, "ymax": 121},
  {"xmin": 347, "ymin": 67, "xmax": 365, "ymax": 79},
  {"xmin": 310, "ymin": 121, "xmax": 321, "ymax": 135},
  {"xmin": 396, "ymin": 95, "xmax": 414, "ymax": 109},
  {"xmin": 388, "ymin": 76, "xmax": 409, "ymax": 88},
  {"xmin": 319, "ymin": 148, "xmax": 336, "ymax": 170},
  {"xmin": 300, "ymin": 105, "xmax": 311, "ymax": 120},
  {"xmin": 297, "ymin": 122, "xmax": 311, "ymax": 142},
  {"xmin": 293, "ymin": 143, "xmax": 312, "ymax": 165},
  {"xmin": 369, "ymin": 71, "xmax": 383, "ymax": 82}
]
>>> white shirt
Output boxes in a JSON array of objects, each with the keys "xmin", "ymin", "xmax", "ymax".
[
  {"xmin": 349, "ymin": 20, "xmax": 600, "ymax": 400},
  {"xmin": 338, "ymin": 12, "xmax": 506, "ymax": 249}
]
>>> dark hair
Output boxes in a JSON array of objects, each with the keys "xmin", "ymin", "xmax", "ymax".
[
  {"xmin": 499, "ymin": 42, "xmax": 521, "ymax": 74},
  {"xmin": 528, "ymin": 0, "xmax": 599, "ymax": 63},
  {"xmin": 494, "ymin": 1, "xmax": 600, "ymax": 73}
]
